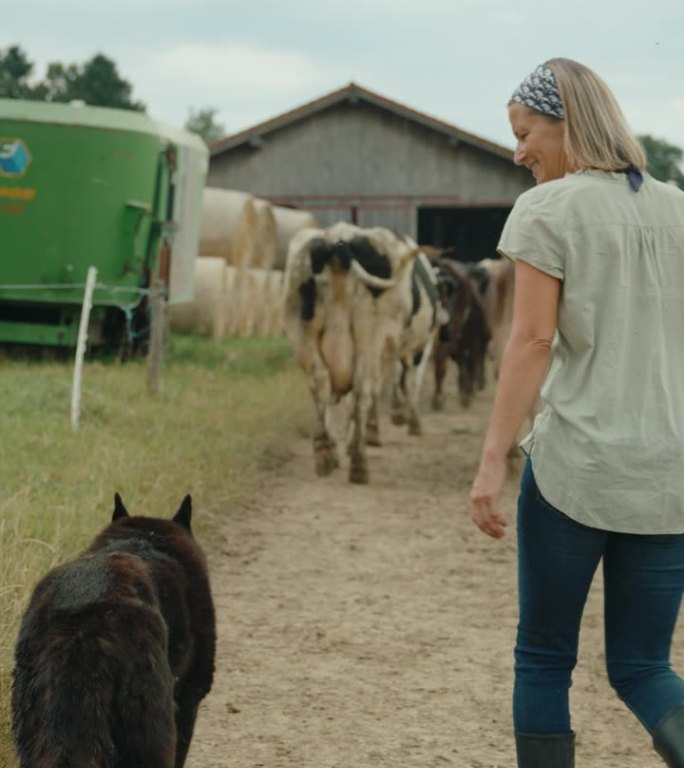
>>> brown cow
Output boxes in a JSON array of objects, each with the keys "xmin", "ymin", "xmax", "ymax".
[{"xmin": 432, "ymin": 259, "xmax": 491, "ymax": 410}]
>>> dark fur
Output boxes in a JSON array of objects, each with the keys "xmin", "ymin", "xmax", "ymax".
[
  {"xmin": 302, "ymin": 238, "xmax": 355, "ymax": 320},
  {"xmin": 347, "ymin": 237, "xmax": 392, "ymax": 280},
  {"xmin": 303, "ymin": 235, "xmax": 394, "ymax": 314},
  {"xmin": 434, "ymin": 259, "xmax": 491, "ymax": 408},
  {"xmin": 11, "ymin": 494, "xmax": 216, "ymax": 768}
]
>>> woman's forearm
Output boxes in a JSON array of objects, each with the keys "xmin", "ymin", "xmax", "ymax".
[{"xmin": 481, "ymin": 334, "xmax": 552, "ymax": 461}]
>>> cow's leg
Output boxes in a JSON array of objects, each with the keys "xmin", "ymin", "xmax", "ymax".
[
  {"xmin": 390, "ymin": 387, "xmax": 406, "ymax": 425},
  {"xmin": 314, "ymin": 432, "xmax": 339, "ymax": 475},
  {"xmin": 395, "ymin": 352, "xmax": 422, "ymax": 436},
  {"xmin": 308, "ymin": 360, "xmax": 339, "ymax": 476},
  {"xmin": 366, "ymin": 393, "xmax": 381, "ymax": 447},
  {"xmin": 476, "ymin": 345, "xmax": 488, "ymax": 391},
  {"xmin": 348, "ymin": 389, "xmax": 369, "ymax": 484},
  {"xmin": 349, "ymin": 336, "xmax": 381, "ymax": 483},
  {"xmin": 391, "ymin": 361, "xmax": 408, "ymax": 425},
  {"xmin": 458, "ymin": 364, "xmax": 474, "ymax": 408},
  {"xmin": 432, "ymin": 343, "xmax": 448, "ymax": 411},
  {"xmin": 367, "ymin": 329, "xmax": 394, "ymax": 447},
  {"xmin": 455, "ymin": 346, "xmax": 476, "ymax": 409},
  {"xmin": 403, "ymin": 362, "xmax": 422, "ymax": 436}
]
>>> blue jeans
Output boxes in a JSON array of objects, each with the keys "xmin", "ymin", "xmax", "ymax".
[{"xmin": 515, "ymin": 459, "xmax": 684, "ymax": 735}]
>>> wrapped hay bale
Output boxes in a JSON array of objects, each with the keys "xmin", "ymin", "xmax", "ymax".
[
  {"xmin": 199, "ymin": 188, "xmax": 258, "ymax": 268},
  {"xmin": 236, "ymin": 269, "xmax": 256, "ymax": 338},
  {"xmin": 265, "ymin": 269, "xmax": 285, "ymax": 336},
  {"xmin": 223, "ymin": 265, "xmax": 240, "ymax": 337},
  {"xmin": 226, "ymin": 267, "xmax": 284, "ymax": 338},
  {"xmin": 250, "ymin": 268, "xmax": 273, "ymax": 337},
  {"xmin": 252, "ymin": 198, "xmax": 278, "ymax": 271},
  {"xmin": 236, "ymin": 268, "xmax": 271, "ymax": 337},
  {"xmin": 168, "ymin": 256, "xmax": 226, "ymax": 339},
  {"xmin": 225, "ymin": 266, "xmax": 248, "ymax": 338},
  {"xmin": 272, "ymin": 206, "xmax": 318, "ymax": 270}
]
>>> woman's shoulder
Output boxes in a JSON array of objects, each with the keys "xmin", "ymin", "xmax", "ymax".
[
  {"xmin": 515, "ymin": 170, "xmax": 635, "ymax": 212},
  {"xmin": 642, "ymin": 174, "xmax": 684, "ymax": 200},
  {"xmin": 512, "ymin": 175, "xmax": 577, "ymax": 215}
]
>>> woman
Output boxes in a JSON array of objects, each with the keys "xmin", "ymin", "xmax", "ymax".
[{"xmin": 470, "ymin": 58, "xmax": 684, "ymax": 768}]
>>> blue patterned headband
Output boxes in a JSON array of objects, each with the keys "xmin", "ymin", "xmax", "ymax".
[{"xmin": 510, "ymin": 64, "xmax": 565, "ymax": 119}]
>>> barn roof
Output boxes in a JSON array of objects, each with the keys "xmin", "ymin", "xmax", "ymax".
[{"xmin": 209, "ymin": 82, "xmax": 514, "ymax": 161}]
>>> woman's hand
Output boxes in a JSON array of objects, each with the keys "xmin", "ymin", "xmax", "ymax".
[{"xmin": 470, "ymin": 456, "xmax": 508, "ymax": 538}]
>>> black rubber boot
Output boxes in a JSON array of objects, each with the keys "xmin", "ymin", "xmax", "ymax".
[
  {"xmin": 515, "ymin": 731, "xmax": 575, "ymax": 767},
  {"xmin": 654, "ymin": 705, "xmax": 684, "ymax": 767}
]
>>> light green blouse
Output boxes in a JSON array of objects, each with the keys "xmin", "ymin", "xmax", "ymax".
[{"xmin": 498, "ymin": 169, "xmax": 684, "ymax": 533}]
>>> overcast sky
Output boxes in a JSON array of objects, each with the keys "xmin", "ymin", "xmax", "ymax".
[{"xmin": 8, "ymin": 0, "xmax": 684, "ymax": 152}]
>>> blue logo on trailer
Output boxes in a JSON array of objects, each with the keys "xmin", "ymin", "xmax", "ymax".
[{"xmin": 0, "ymin": 138, "xmax": 32, "ymax": 177}]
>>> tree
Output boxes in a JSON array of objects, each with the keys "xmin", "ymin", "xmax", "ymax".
[
  {"xmin": 639, "ymin": 134, "xmax": 684, "ymax": 189},
  {"xmin": 0, "ymin": 45, "xmax": 35, "ymax": 98},
  {"xmin": 0, "ymin": 45, "xmax": 145, "ymax": 111},
  {"xmin": 185, "ymin": 107, "xmax": 225, "ymax": 143},
  {"xmin": 42, "ymin": 54, "xmax": 145, "ymax": 111}
]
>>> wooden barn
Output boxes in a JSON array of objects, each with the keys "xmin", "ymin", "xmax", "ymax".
[{"xmin": 208, "ymin": 83, "xmax": 533, "ymax": 261}]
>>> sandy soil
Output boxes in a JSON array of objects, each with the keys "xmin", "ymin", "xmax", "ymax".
[{"xmin": 186, "ymin": 382, "xmax": 682, "ymax": 768}]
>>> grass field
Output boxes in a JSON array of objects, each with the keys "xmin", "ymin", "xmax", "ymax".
[{"xmin": 0, "ymin": 333, "xmax": 311, "ymax": 767}]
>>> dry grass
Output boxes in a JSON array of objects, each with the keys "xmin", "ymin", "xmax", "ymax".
[{"xmin": 0, "ymin": 333, "xmax": 311, "ymax": 767}]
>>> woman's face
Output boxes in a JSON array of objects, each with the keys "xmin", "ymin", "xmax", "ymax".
[{"xmin": 508, "ymin": 102, "xmax": 568, "ymax": 184}]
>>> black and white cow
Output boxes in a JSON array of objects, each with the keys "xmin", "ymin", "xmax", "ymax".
[{"xmin": 283, "ymin": 222, "xmax": 436, "ymax": 483}]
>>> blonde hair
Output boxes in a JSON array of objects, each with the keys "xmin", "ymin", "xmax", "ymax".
[{"xmin": 546, "ymin": 58, "xmax": 646, "ymax": 172}]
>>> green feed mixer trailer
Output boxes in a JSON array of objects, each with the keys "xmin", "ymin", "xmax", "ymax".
[{"xmin": 0, "ymin": 99, "xmax": 208, "ymax": 351}]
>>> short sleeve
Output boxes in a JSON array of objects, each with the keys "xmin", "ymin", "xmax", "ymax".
[{"xmin": 497, "ymin": 191, "xmax": 565, "ymax": 280}]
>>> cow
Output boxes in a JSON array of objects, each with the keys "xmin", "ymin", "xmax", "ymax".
[
  {"xmin": 283, "ymin": 222, "xmax": 434, "ymax": 483},
  {"xmin": 388, "ymin": 239, "xmax": 443, "ymax": 435},
  {"xmin": 478, "ymin": 256, "xmax": 543, "ymax": 442},
  {"xmin": 432, "ymin": 259, "xmax": 491, "ymax": 410},
  {"xmin": 480, "ymin": 257, "xmax": 515, "ymax": 379}
]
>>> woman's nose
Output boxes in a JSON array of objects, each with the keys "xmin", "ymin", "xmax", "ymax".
[{"xmin": 513, "ymin": 143, "xmax": 526, "ymax": 166}]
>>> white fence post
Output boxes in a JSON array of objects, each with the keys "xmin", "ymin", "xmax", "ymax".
[
  {"xmin": 71, "ymin": 266, "xmax": 98, "ymax": 430},
  {"xmin": 147, "ymin": 279, "xmax": 167, "ymax": 395}
]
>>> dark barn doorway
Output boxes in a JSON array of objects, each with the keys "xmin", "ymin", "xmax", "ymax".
[{"xmin": 417, "ymin": 206, "xmax": 511, "ymax": 263}]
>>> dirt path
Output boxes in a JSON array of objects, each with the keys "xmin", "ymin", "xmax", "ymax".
[{"xmin": 187, "ymin": 386, "xmax": 680, "ymax": 768}]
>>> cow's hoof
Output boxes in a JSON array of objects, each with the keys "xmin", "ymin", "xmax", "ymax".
[
  {"xmin": 391, "ymin": 412, "xmax": 406, "ymax": 426},
  {"xmin": 366, "ymin": 426, "xmax": 382, "ymax": 446},
  {"xmin": 349, "ymin": 464, "xmax": 369, "ymax": 484},
  {"xmin": 315, "ymin": 457, "xmax": 337, "ymax": 477},
  {"xmin": 432, "ymin": 397, "xmax": 444, "ymax": 412},
  {"xmin": 408, "ymin": 421, "xmax": 422, "ymax": 436},
  {"xmin": 315, "ymin": 447, "xmax": 339, "ymax": 477},
  {"xmin": 459, "ymin": 395, "xmax": 472, "ymax": 409}
]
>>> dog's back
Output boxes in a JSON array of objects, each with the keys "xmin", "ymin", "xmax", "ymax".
[{"xmin": 12, "ymin": 495, "xmax": 215, "ymax": 768}]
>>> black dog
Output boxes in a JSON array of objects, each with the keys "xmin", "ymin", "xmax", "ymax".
[{"xmin": 12, "ymin": 494, "xmax": 216, "ymax": 768}]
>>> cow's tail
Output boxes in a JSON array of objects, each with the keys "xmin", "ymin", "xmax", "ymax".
[
  {"xmin": 350, "ymin": 246, "xmax": 420, "ymax": 289},
  {"xmin": 414, "ymin": 331, "xmax": 435, "ymax": 400}
]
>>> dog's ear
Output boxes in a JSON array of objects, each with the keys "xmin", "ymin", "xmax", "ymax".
[
  {"xmin": 112, "ymin": 492, "xmax": 129, "ymax": 521},
  {"xmin": 173, "ymin": 494, "xmax": 192, "ymax": 532}
]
